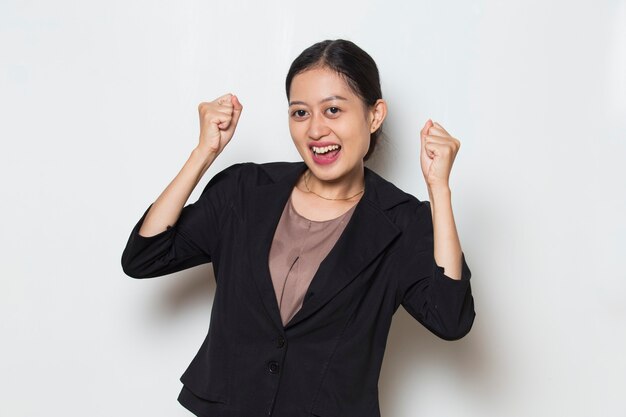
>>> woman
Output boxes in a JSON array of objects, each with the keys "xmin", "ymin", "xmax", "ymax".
[{"xmin": 122, "ymin": 39, "xmax": 475, "ymax": 417}]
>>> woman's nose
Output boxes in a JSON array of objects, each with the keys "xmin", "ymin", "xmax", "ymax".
[{"xmin": 307, "ymin": 113, "xmax": 331, "ymax": 140}]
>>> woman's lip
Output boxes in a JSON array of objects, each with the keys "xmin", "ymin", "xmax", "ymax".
[
  {"xmin": 310, "ymin": 146, "xmax": 341, "ymax": 165},
  {"xmin": 308, "ymin": 141, "xmax": 340, "ymax": 149}
]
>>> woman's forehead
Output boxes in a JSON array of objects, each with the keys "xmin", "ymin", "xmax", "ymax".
[{"xmin": 289, "ymin": 67, "xmax": 357, "ymax": 103}]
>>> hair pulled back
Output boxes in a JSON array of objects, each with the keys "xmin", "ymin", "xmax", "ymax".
[{"xmin": 285, "ymin": 39, "xmax": 383, "ymax": 161}]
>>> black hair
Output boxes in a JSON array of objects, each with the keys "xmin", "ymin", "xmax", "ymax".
[{"xmin": 285, "ymin": 39, "xmax": 383, "ymax": 161}]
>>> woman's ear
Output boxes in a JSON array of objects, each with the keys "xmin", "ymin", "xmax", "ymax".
[{"xmin": 369, "ymin": 99, "xmax": 387, "ymax": 133}]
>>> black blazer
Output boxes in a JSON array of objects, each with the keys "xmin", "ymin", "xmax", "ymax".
[{"xmin": 121, "ymin": 161, "xmax": 475, "ymax": 417}]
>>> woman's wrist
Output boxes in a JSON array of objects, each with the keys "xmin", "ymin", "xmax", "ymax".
[
  {"xmin": 190, "ymin": 146, "xmax": 219, "ymax": 174},
  {"xmin": 427, "ymin": 183, "xmax": 451, "ymax": 203}
]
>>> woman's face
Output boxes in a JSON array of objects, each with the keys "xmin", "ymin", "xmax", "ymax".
[{"xmin": 288, "ymin": 66, "xmax": 374, "ymax": 184}]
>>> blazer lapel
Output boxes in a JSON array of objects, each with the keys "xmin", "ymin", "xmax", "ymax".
[
  {"xmin": 245, "ymin": 163, "xmax": 406, "ymax": 332},
  {"xmin": 283, "ymin": 171, "xmax": 402, "ymax": 329},
  {"xmin": 246, "ymin": 163, "xmax": 308, "ymax": 331}
]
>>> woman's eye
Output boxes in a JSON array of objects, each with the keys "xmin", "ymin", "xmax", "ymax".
[
  {"xmin": 292, "ymin": 109, "xmax": 308, "ymax": 118},
  {"xmin": 326, "ymin": 107, "xmax": 340, "ymax": 115}
]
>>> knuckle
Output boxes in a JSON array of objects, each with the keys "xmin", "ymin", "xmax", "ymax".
[{"xmin": 199, "ymin": 102, "xmax": 214, "ymax": 116}]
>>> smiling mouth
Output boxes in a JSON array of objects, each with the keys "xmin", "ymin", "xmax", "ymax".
[{"xmin": 311, "ymin": 144, "xmax": 341, "ymax": 155}]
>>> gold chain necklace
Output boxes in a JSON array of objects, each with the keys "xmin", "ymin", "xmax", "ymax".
[{"xmin": 303, "ymin": 170, "xmax": 364, "ymax": 201}]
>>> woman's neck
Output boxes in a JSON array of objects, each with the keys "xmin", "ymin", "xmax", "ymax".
[
  {"xmin": 291, "ymin": 166, "xmax": 364, "ymax": 222},
  {"xmin": 303, "ymin": 167, "xmax": 365, "ymax": 201}
]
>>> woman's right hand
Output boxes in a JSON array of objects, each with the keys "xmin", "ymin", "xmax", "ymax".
[{"xmin": 197, "ymin": 93, "xmax": 243, "ymax": 156}]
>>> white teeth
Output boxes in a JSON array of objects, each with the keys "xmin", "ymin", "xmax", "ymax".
[{"xmin": 312, "ymin": 145, "xmax": 340, "ymax": 154}]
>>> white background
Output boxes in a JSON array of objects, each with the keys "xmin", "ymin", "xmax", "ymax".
[{"xmin": 1, "ymin": 1, "xmax": 625, "ymax": 416}]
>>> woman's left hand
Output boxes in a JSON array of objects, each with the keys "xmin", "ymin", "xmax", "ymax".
[{"xmin": 420, "ymin": 119, "xmax": 461, "ymax": 189}]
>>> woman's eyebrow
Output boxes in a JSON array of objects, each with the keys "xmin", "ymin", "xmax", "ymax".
[{"xmin": 289, "ymin": 95, "xmax": 348, "ymax": 106}]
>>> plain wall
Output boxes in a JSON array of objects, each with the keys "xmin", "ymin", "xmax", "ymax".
[{"xmin": 1, "ymin": 0, "xmax": 625, "ymax": 416}]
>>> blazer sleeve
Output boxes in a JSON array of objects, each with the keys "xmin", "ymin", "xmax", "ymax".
[
  {"xmin": 120, "ymin": 163, "xmax": 243, "ymax": 279},
  {"xmin": 397, "ymin": 201, "xmax": 476, "ymax": 340}
]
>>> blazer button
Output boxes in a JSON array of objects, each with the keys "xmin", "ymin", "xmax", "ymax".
[
  {"xmin": 276, "ymin": 336, "xmax": 285, "ymax": 348},
  {"xmin": 268, "ymin": 361, "xmax": 280, "ymax": 374}
]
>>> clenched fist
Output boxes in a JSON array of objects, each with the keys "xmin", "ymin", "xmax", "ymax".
[
  {"xmin": 197, "ymin": 93, "xmax": 243, "ymax": 156},
  {"xmin": 420, "ymin": 119, "xmax": 461, "ymax": 189}
]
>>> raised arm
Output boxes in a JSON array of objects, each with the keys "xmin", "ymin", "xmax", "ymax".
[
  {"xmin": 121, "ymin": 94, "xmax": 243, "ymax": 278},
  {"xmin": 420, "ymin": 119, "xmax": 463, "ymax": 280},
  {"xmin": 397, "ymin": 120, "xmax": 474, "ymax": 340},
  {"xmin": 139, "ymin": 94, "xmax": 243, "ymax": 237}
]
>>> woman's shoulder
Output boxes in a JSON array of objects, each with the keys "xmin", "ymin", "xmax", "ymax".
[
  {"xmin": 364, "ymin": 168, "xmax": 426, "ymax": 209},
  {"xmin": 363, "ymin": 167, "xmax": 431, "ymax": 228},
  {"xmin": 255, "ymin": 161, "xmax": 306, "ymax": 179},
  {"xmin": 210, "ymin": 160, "xmax": 305, "ymax": 187}
]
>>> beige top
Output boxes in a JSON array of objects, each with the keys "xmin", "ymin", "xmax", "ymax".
[{"xmin": 268, "ymin": 196, "xmax": 357, "ymax": 326}]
